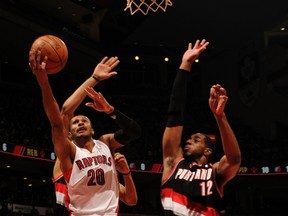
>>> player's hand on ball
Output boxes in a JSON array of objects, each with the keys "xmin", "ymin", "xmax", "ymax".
[
  {"xmin": 30, "ymin": 35, "xmax": 68, "ymax": 74},
  {"xmin": 29, "ymin": 49, "xmax": 48, "ymax": 74},
  {"xmin": 29, "ymin": 49, "xmax": 49, "ymax": 85},
  {"xmin": 209, "ymin": 84, "xmax": 228, "ymax": 116}
]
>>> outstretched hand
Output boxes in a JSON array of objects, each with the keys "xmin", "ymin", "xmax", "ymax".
[
  {"xmin": 182, "ymin": 39, "xmax": 209, "ymax": 63},
  {"xmin": 209, "ymin": 84, "xmax": 228, "ymax": 116},
  {"xmin": 92, "ymin": 56, "xmax": 120, "ymax": 81},
  {"xmin": 84, "ymin": 86, "xmax": 114, "ymax": 113}
]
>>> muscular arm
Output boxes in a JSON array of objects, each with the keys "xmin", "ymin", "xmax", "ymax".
[
  {"xmin": 61, "ymin": 56, "xmax": 120, "ymax": 129},
  {"xmin": 85, "ymin": 88, "xmax": 141, "ymax": 152},
  {"xmin": 162, "ymin": 40, "xmax": 209, "ymax": 180},
  {"xmin": 40, "ymin": 77, "xmax": 70, "ymax": 161},
  {"xmin": 114, "ymin": 153, "xmax": 138, "ymax": 206},
  {"xmin": 107, "ymin": 109, "xmax": 142, "ymax": 151},
  {"xmin": 214, "ymin": 113, "xmax": 241, "ymax": 186},
  {"xmin": 119, "ymin": 175, "xmax": 138, "ymax": 206},
  {"xmin": 162, "ymin": 69, "xmax": 190, "ymax": 160},
  {"xmin": 29, "ymin": 50, "xmax": 70, "ymax": 164},
  {"xmin": 209, "ymin": 84, "xmax": 241, "ymax": 189},
  {"xmin": 61, "ymin": 76, "xmax": 99, "ymax": 127}
]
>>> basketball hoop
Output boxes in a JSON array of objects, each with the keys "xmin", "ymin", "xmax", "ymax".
[{"xmin": 124, "ymin": 0, "xmax": 173, "ymax": 15}]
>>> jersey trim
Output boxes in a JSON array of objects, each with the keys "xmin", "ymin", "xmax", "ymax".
[
  {"xmin": 52, "ymin": 173, "xmax": 64, "ymax": 183},
  {"xmin": 162, "ymin": 188, "xmax": 219, "ymax": 216}
]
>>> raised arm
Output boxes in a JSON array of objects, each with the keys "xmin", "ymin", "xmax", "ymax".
[
  {"xmin": 162, "ymin": 40, "xmax": 209, "ymax": 176},
  {"xmin": 209, "ymin": 84, "xmax": 241, "ymax": 188},
  {"xmin": 29, "ymin": 49, "xmax": 70, "ymax": 163},
  {"xmin": 114, "ymin": 152, "xmax": 138, "ymax": 206},
  {"xmin": 61, "ymin": 56, "xmax": 120, "ymax": 129},
  {"xmin": 84, "ymin": 87, "xmax": 141, "ymax": 152}
]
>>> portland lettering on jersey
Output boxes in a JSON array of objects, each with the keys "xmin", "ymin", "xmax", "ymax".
[
  {"xmin": 175, "ymin": 167, "xmax": 212, "ymax": 182},
  {"xmin": 75, "ymin": 155, "xmax": 112, "ymax": 170}
]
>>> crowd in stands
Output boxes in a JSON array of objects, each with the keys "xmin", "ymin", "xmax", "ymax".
[
  {"xmin": 1, "ymin": 64, "xmax": 288, "ymax": 215},
  {"xmin": 2, "ymin": 79, "xmax": 285, "ymax": 166}
]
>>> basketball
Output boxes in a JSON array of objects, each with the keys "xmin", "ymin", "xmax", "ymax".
[{"xmin": 30, "ymin": 35, "xmax": 68, "ymax": 74}]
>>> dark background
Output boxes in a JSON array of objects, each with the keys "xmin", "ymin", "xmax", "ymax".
[{"xmin": 1, "ymin": 0, "xmax": 288, "ymax": 215}]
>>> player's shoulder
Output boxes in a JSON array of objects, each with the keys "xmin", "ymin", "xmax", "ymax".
[{"xmin": 98, "ymin": 134, "xmax": 113, "ymax": 145}]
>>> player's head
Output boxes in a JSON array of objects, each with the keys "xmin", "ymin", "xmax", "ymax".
[
  {"xmin": 69, "ymin": 115, "xmax": 94, "ymax": 144},
  {"xmin": 183, "ymin": 132, "xmax": 215, "ymax": 162}
]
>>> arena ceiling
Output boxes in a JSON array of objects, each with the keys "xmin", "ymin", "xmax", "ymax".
[{"xmin": 1, "ymin": 0, "xmax": 288, "ymax": 67}]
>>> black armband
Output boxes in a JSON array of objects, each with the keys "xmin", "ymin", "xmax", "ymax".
[
  {"xmin": 109, "ymin": 109, "xmax": 142, "ymax": 145},
  {"xmin": 166, "ymin": 69, "xmax": 191, "ymax": 127}
]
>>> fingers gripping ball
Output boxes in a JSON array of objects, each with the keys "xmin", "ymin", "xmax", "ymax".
[{"xmin": 30, "ymin": 35, "xmax": 68, "ymax": 74}]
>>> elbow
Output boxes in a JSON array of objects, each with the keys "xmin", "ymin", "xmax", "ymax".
[
  {"xmin": 125, "ymin": 196, "xmax": 138, "ymax": 206},
  {"xmin": 61, "ymin": 104, "xmax": 70, "ymax": 116},
  {"xmin": 230, "ymin": 154, "xmax": 242, "ymax": 167}
]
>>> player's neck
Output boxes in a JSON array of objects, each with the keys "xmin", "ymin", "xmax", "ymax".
[
  {"xmin": 75, "ymin": 136, "xmax": 94, "ymax": 150},
  {"xmin": 197, "ymin": 156, "xmax": 208, "ymax": 166}
]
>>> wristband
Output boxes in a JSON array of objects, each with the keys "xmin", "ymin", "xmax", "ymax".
[
  {"xmin": 92, "ymin": 75, "xmax": 100, "ymax": 82},
  {"xmin": 121, "ymin": 171, "xmax": 131, "ymax": 176}
]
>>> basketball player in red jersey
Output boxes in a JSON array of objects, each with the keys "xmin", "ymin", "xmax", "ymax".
[
  {"xmin": 161, "ymin": 39, "xmax": 241, "ymax": 215},
  {"xmin": 29, "ymin": 51, "xmax": 140, "ymax": 215},
  {"xmin": 52, "ymin": 158, "xmax": 69, "ymax": 216}
]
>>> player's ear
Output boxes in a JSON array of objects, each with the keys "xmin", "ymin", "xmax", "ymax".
[
  {"xmin": 204, "ymin": 147, "xmax": 212, "ymax": 156},
  {"xmin": 68, "ymin": 132, "xmax": 72, "ymax": 139}
]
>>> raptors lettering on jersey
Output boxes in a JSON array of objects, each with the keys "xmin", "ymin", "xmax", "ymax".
[{"xmin": 75, "ymin": 155, "xmax": 112, "ymax": 170}]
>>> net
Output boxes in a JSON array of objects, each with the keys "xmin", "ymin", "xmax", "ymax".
[{"xmin": 124, "ymin": 0, "xmax": 173, "ymax": 15}]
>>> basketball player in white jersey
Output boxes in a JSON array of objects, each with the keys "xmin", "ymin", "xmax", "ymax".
[
  {"xmin": 52, "ymin": 152, "xmax": 136, "ymax": 215},
  {"xmin": 51, "ymin": 56, "xmax": 139, "ymax": 215},
  {"xmin": 30, "ymin": 51, "xmax": 140, "ymax": 215}
]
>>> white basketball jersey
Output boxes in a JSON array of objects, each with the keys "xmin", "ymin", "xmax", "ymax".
[{"xmin": 67, "ymin": 139, "xmax": 119, "ymax": 215}]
